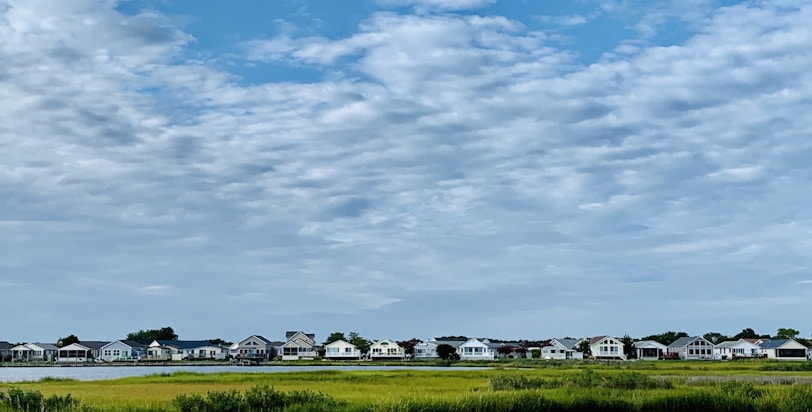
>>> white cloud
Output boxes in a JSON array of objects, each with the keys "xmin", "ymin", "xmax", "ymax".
[
  {"xmin": 2, "ymin": 0, "xmax": 812, "ymax": 340},
  {"xmin": 375, "ymin": 0, "xmax": 497, "ymax": 12}
]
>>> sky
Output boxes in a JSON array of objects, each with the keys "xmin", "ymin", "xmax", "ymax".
[{"xmin": 1, "ymin": 0, "xmax": 811, "ymax": 344}]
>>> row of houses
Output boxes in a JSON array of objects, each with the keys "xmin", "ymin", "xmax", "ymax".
[{"xmin": 2, "ymin": 333, "xmax": 811, "ymax": 363}]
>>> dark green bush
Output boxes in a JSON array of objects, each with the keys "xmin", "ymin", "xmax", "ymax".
[{"xmin": 0, "ymin": 388, "xmax": 80, "ymax": 412}]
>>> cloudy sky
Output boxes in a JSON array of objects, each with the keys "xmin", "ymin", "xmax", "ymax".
[{"xmin": 2, "ymin": 0, "xmax": 811, "ymax": 344}]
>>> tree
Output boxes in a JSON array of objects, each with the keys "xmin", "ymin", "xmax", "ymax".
[
  {"xmin": 703, "ymin": 332, "xmax": 730, "ymax": 345},
  {"xmin": 437, "ymin": 344, "xmax": 459, "ymax": 360},
  {"xmin": 347, "ymin": 332, "xmax": 371, "ymax": 355},
  {"xmin": 323, "ymin": 332, "xmax": 346, "ymax": 346},
  {"xmin": 641, "ymin": 331, "xmax": 688, "ymax": 346},
  {"xmin": 208, "ymin": 338, "xmax": 232, "ymax": 346},
  {"xmin": 731, "ymin": 328, "xmax": 770, "ymax": 340},
  {"xmin": 620, "ymin": 334, "xmax": 635, "ymax": 359},
  {"xmin": 496, "ymin": 345, "xmax": 516, "ymax": 357},
  {"xmin": 397, "ymin": 338, "xmax": 420, "ymax": 356},
  {"xmin": 775, "ymin": 328, "xmax": 800, "ymax": 340},
  {"xmin": 127, "ymin": 326, "xmax": 178, "ymax": 341},
  {"xmin": 577, "ymin": 339, "xmax": 591, "ymax": 356},
  {"xmin": 57, "ymin": 335, "xmax": 79, "ymax": 347},
  {"xmin": 530, "ymin": 349, "xmax": 541, "ymax": 359}
]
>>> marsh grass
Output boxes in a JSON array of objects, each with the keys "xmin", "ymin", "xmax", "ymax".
[{"xmin": 2, "ymin": 361, "xmax": 812, "ymax": 411}]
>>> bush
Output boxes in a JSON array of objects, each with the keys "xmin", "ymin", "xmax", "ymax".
[
  {"xmin": 0, "ymin": 388, "xmax": 80, "ymax": 412},
  {"xmin": 172, "ymin": 385, "xmax": 340, "ymax": 412},
  {"xmin": 489, "ymin": 375, "xmax": 562, "ymax": 391}
]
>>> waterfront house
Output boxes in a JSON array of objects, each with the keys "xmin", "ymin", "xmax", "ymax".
[
  {"xmin": 11, "ymin": 343, "xmax": 58, "ymax": 362},
  {"xmin": 148, "ymin": 340, "xmax": 223, "ymax": 360},
  {"xmin": 542, "ymin": 338, "xmax": 585, "ymax": 360},
  {"xmin": 324, "ymin": 339, "xmax": 362, "ymax": 360},
  {"xmin": 456, "ymin": 338, "xmax": 496, "ymax": 361},
  {"xmin": 633, "ymin": 340, "xmax": 667, "ymax": 360},
  {"xmin": 99, "ymin": 340, "xmax": 149, "ymax": 362},
  {"xmin": 589, "ymin": 336, "xmax": 626, "ymax": 360},
  {"xmin": 56, "ymin": 341, "xmax": 109, "ymax": 363},
  {"xmin": 667, "ymin": 336, "xmax": 714, "ymax": 360},
  {"xmin": 413, "ymin": 340, "xmax": 438, "ymax": 360},
  {"xmin": 368, "ymin": 339, "xmax": 406, "ymax": 360},
  {"xmin": 0, "ymin": 341, "xmax": 12, "ymax": 361},
  {"xmin": 231, "ymin": 335, "xmax": 275, "ymax": 360},
  {"xmin": 713, "ymin": 339, "xmax": 761, "ymax": 360},
  {"xmin": 758, "ymin": 339, "xmax": 808, "ymax": 361},
  {"xmin": 281, "ymin": 331, "xmax": 317, "ymax": 360}
]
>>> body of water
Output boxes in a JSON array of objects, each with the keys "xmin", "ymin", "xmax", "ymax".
[{"xmin": 0, "ymin": 365, "xmax": 485, "ymax": 383}]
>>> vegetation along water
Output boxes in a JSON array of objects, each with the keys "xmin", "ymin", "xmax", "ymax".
[{"xmin": 1, "ymin": 360, "xmax": 812, "ymax": 411}]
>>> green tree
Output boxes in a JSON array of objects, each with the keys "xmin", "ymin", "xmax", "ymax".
[
  {"xmin": 127, "ymin": 326, "xmax": 178, "ymax": 341},
  {"xmin": 732, "ymin": 328, "xmax": 770, "ymax": 340},
  {"xmin": 347, "ymin": 332, "xmax": 371, "ymax": 354},
  {"xmin": 56, "ymin": 335, "xmax": 79, "ymax": 347},
  {"xmin": 436, "ymin": 344, "xmax": 459, "ymax": 360},
  {"xmin": 530, "ymin": 348, "xmax": 541, "ymax": 359},
  {"xmin": 208, "ymin": 338, "xmax": 232, "ymax": 346},
  {"xmin": 775, "ymin": 328, "xmax": 800, "ymax": 340},
  {"xmin": 323, "ymin": 332, "xmax": 346, "ymax": 346},
  {"xmin": 620, "ymin": 334, "xmax": 635, "ymax": 359},
  {"xmin": 641, "ymin": 331, "xmax": 688, "ymax": 346},
  {"xmin": 703, "ymin": 332, "xmax": 730, "ymax": 344},
  {"xmin": 577, "ymin": 339, "xmax": 591, "ymax": 356}
]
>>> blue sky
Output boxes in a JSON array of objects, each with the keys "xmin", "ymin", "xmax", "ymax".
[{"xmin": 2, "ymin": 0, "xmax": 811, "ymax": 344}]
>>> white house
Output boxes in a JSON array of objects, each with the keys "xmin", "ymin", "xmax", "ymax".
[
  {"xmin": 324, "ymin": 339, "xmax": 361, "ymax": 360},
  {"xmin": 281, "ymin": 331, "xmax": 317, "ymax": 360},
  {"xmin": 589, "ymin": 336, "xmax": 626, "ymax": 360},
  {"xmin": 99, "ymin": 340, "xmax": 149, "ymax": 362},
  {"xmin": 758, "ymin": 339, "xmax": 808, "ymax": 361},
  {"xmin": 542, "ymin": 338, "xmax": 584, "ymax": 360},
  {"xmin": 414, "ymin": 340, "xmax": 438, "ymax": 360},
  {"xmin": 713, "ymin": 339, "xmax": 761, "ymax": 360},
  {"xmin": 667, "ymin": 336, "xmax": 714, "ymax": 360},
  {"xmin": 456, "ymin": 338, "xmax": 496, "ymax": 361},
  {"xmin": 147, "ymin": 340, "xmax": 223, "ymax": 360},
  {"xmin": 56, "ymin": 341, "xmax": 108, "ymax": 363},
  {"xmin": 368, "ymin": 339, "xmax": 406, "ymax": 360},
  {"xmin": 231, "ymin": 335, "xmax": 275, "ymax": 360},
  {"xmin": 633, "ymin": 340, "xmax": 667, "ymax": 360},
  {"xmin": 11, "ymin": 343, "xmax": 58, "ymax": 362}
]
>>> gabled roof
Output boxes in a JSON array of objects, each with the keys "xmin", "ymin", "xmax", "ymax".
[
  {"xmin": 715, "ymin": 339, "xmax": 757, "ymax": 349},
  {"xmin": 668, "ymin": 336, "xmax": 711, "ymax": 348},
  {"xmin": 633, "ymin": 340, "xmax": 667, "ymax": 349},
  {"xmin": 286, "ymin": 331, "xmax": 316, "ymax": 340},
  {"xmin": 153, "ymin": 340, "xmax": 213, "ymax": 349},
  {"xmin": 589, "ymin": 336, "xmax": 613, "ymax": 345},
  {"xmin": 458, "ymin": 338, "xmax": 489, "ymax": 348},
  {"xmin": 33, "ymin": 343, "xmax": 59, "ymax": 351},
  {"xmin": 553, "ymin": 338, "xmax": 582, "ymax": 350},
  {"xmin": 758, "ymin": 339, "xmax": 801, "ymax": 349},
  {"xmin": 433, "ymin": 340, "xmax": 464, "ymax": 348},
  {"xmin": 121, "ymin": 340, "xmax": 150, "ymax": 348},
  {"xmin": 77, "ymin": 341, "xmax": 110, "ymax": 350},
  {"xmin": 325, "ymin": 339, "xmax": 356, "ymax": 348}
]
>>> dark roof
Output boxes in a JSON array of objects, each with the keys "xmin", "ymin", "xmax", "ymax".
[
  {"xmin": 75, "ymin": 341, "xmax": 110, "ymax": 350},
  {"xmin": 433, "ymin": 340, "xmax": 464, "ymax": 348},
  {"xmin": 668, "ymin": 336, "xmax": 708, "ymax": 348},
  {"xmin": 589, "ymin": 336, "xmax": 608, "ymax": 345},
  {"xmin": 758, "ymin": 339, "xmax": 792, "ymax": 349},
  {"xmin": 556, "ymin": 338, "xmax": 581, "ymax": 350},
  {"xmin": 0, "ymin": 341, "xmax": 14, "ymax": 350},
  {"xmin": 253, "ymin": 335, "xmax": 272, "ymax": 344},
  {"xmin": 154, "ymin": 340, "xmax": 213, "ymax": 349},
  {"xmin": 33, "ymin": 343, "xmax": 60, "ymax": 351},
  {"xmin": 285, "ymin": 331, "xmax": 316, "ymax": 340}
]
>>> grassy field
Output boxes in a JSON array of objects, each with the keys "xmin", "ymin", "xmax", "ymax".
[{"xmin": 2, "ymin": 360, "xmax": 812, "ymax": 411}]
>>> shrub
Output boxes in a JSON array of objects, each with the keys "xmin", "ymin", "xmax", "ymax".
[{"xmin": 0, "ymin": 388, "xmax": 80, "ymax": 412}]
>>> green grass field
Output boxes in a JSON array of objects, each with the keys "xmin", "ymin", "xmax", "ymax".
[{"xmin": 2, "ymin": 360, "xmax": 812, "ymax": 411}]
